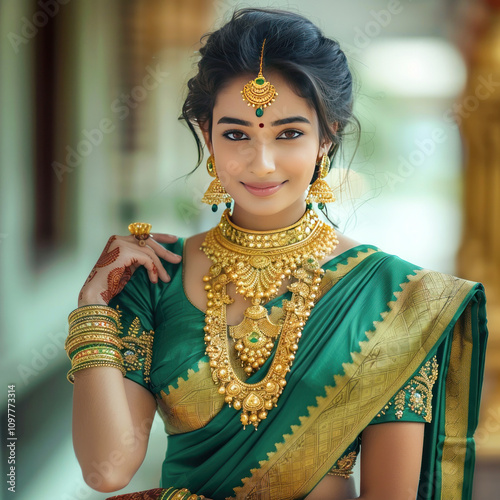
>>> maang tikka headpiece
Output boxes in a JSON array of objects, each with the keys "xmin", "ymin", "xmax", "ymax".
[{"xmin": 241, "ymin": 38, "xmax": 278, "ymax": 117}]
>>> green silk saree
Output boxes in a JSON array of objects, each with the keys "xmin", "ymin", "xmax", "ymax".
[{"xmin": 107, "ymin": 241, "xmax": 488, "ymax": 500}]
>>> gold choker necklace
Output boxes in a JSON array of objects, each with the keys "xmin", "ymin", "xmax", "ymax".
[{"xmin": 200, "ymin": 209, "xmax": 339, "ymax": 429}]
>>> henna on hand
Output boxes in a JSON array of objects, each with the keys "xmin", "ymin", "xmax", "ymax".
[
  {"xmin": 101, "ymin": 265, "xmax": 132, "ymax": 304},
  {"xmin": 100, "ymin": 257, "xmax": 139, "ymax": 303},
  {"xmin": 79, "ymin": 236, "xmax": 121, "ymax": 301}
]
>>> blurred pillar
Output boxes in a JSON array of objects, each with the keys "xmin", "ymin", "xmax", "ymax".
[{"xmin": 456, "ymin": 0, "xmax": 500, "ymax": 458}]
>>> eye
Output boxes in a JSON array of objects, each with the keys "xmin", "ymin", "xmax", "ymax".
[
  {"xmin": 277, "ymin": 129, "xmax": 303, "ymax": 140},
  {"xmin": 222, "ymin": 130, "xmax": 249, "ymax": 141}
]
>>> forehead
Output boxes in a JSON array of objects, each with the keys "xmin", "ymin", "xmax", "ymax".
[{"xmin": 213, "ymin": 71, "xmax": 317, "ymax": 123}]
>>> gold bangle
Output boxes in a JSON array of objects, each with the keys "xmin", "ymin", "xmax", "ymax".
[
  {"xmin": 68, "ymin": 305, "xmax": 120, "ymax": 325},
  {"xmin": 66, "ymin": 341, "xmax": 122, "ymax": 360},
  {"xmin": 172, "ymin": 490, "xmax": 191, "ymax": 500},
  {"xmin": 66, "ymin": 327, "xmax": 120, "ymax": 345},
  {"xmin": 69, "ymin": 316, "xmax": 118, "ymax": 328},
  {"xmin": 66, "ymin": 339, "xmax": 122, "ymax": 357},
  {"xmin": 71, "ymin": 345, "xmax": 123, "ymax": 363},
  {"xmin": 71, "ymin": 353, "xmax": 124, "ymax": 369},
  {"xmin": 67, "ymin": 361, "xmax": 126, "ymax": 384},
  {"xmin": 65, "ymin": 336, "xmax": 122, "ymax": 357},
  {"xmin": 65, "ymin": 334, "xmax": 123, "ymax": 354},
  {"xmin": 70, "ymin": 355, "xmax": 124, "ymax": 373},
  {"xmin": 69, "ymin": 319, "xmax": 118, "ymax": 334},
  {"xmin": 71, "ymin": 347, "xmax": 123, "ymax": 364},
  {"xmin": 69, "ymin": 358, "xmax": 125, "ymax": 373},
  {"xmin": 68, "ymin": 322, "xmax": 118, "ymax": 337},
  {"xmin": 65, "ymin": 330, "xmax": 122, "ymax": 343}
]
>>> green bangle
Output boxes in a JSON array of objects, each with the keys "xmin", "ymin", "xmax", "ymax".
[
  {"xmin": 69, "ymin": 343, "xmax": 122, "ymax": 359},
  {"xmin": 162, "ymin": 488, "xmax": 179, "ymax": 500}
]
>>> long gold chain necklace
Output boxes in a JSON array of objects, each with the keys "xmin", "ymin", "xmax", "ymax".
[{"xmin": 200, "ymin": 208, "xmax": 338, "ymax": 429}]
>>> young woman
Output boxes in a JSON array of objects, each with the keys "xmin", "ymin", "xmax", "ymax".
[{"xmin": 66, "ymin": 9, "xmax": 488, "ymax": 500}]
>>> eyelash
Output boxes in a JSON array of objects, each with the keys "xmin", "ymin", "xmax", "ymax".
[{"xmin": 222, "ymin": 129, "xmax": 304, "ymax": 141}]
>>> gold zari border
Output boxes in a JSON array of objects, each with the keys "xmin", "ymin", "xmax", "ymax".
[
  {"xmin": 441, "ymin": 303, "xmax": 473, "ymax": 499},
  {"xmin": 230, "ymin": 264, "xmax": 476, "ymax": 499}
]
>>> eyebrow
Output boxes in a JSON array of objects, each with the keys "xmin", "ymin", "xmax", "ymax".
[
  {"xmin": 217, "ymin": 117, "xmax": 252, "ymax": 126},
  {"xmin": 271, "ymin": 116, "xmax": 311, "ymax": 126},
  {"xmin": 216, "ymin": 115, "xmax": 311, "ymax": 127}
]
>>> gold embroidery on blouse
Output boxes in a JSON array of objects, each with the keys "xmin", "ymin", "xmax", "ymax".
[
  {"xmin": 115, "ymin": 305, "xmax": 155, "ymax": 383},
  {"xmin": 376, "ymin": 400, "xmax": 393, "ymax": 418},
  {"xmin": 327, "ymin": 451, "xmax": 357, "ymax": 479},
  {"xmin": 393, "ymin": 355, "xmax": 438, "ymax": 423}
]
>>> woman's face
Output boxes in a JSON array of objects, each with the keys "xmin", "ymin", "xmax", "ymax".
[{"xmin": 203, "ymin": 71, "xmax": 332, "ymax": 229}]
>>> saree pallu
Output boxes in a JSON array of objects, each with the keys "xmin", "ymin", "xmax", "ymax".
[{"xmin": 107, "ymin": 241, "xmax": 488, "ymax": 500}]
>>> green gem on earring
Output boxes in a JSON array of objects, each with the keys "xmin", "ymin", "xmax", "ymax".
[
  {"xmin": 211, "ymin": 204, "xmax": 218, "ymax": 212},
  {"xmin": 225, "ymin": 202, "xmax": 232, "ymax": 208},
  {"xmin": 306, "ymin": 203, "xmax": 313, "ymax": 210},
  {"xmin": 318, "ymin": 203, "xmax": 325, "ymax": 210},
  {"xmin": 256, "ymin": 107, "xmax": 264, "ymax": 117}
]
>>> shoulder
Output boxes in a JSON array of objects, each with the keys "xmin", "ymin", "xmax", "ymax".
[
  {"xmin": 185, "ymin": 231, "xmax": 209, "ymax": 248},
  {"xmin": 332, "ymin": 232, "xmax": 364, "ymax": 256},
  {"xmin": 184, "ymin": 231, "xmax": 209, "ymax": 259},
  {"xmin": 321, "ymin": 231, "xmax": 365, "ymax": 266}
]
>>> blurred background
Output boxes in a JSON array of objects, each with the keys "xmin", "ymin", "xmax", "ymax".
[{"xmin": 1, "ymin": 0, "xmax": 499, "ymax": 498}]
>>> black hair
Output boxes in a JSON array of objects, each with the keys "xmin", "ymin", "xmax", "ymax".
[{"xmin": 180, "ymin": 7, "xmax": 361, "ymax": 222}]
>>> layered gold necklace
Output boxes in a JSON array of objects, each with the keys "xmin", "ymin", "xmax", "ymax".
[{"xmin": 200, "ymin": 208, "xmax": 338, "ymax": 429}]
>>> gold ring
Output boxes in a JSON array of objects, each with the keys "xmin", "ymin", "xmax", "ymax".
[{"xmin": 128, "ymin": 222, "xmax": 152, "ymax": 246}]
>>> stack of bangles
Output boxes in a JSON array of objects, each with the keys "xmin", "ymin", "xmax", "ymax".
[
  {"xmin": 159, "ymin": 488, "xmax": 205, "ymax": 500},
  {"xmin": 64, "ymin": 305, "xmax": 126, "ymax": 383}
]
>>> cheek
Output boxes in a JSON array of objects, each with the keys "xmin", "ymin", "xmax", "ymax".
[
  {"xmin": 212, "ymin": 140, "xmax": 249, "ymax": 184},
  {"xmin": 283, "ymin": 147, "xmax": 317, "ymax": 182}
]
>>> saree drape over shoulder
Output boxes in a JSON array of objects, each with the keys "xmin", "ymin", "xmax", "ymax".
[{"xmin": 107, "ymin": 241, "xmax": 488, "ymax": 500}]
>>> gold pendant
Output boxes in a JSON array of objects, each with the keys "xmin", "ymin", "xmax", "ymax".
[
  {"xmin": 229, "ymin": 303, "xmax": 282, "ymax": 375},
  {"xmin": 203, "ymin": 257, "xmax": 324, "ymax": 430}
]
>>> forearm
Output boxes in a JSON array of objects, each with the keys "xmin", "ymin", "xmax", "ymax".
[{"xmin": 72, "ymin": 367, "xmax": 149, "ymax": 492}]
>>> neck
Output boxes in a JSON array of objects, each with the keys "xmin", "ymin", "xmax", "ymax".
[{"xmin": 229, "ymin": 200, "xmax": 308, "ymax": 231}]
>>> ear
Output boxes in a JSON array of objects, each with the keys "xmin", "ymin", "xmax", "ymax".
[
  {"xmin": 318, "ymin": 141, "xmax": 333, "ymax": 159},
  {"xmin": 317, "ymin": 122, "xmax": 338, "ymax": 160},
  {"xmin": 199, "ymin": 120, "xmax": 214, "ymax": 156}
]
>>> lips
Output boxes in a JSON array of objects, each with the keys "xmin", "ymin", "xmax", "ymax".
[{"xmin": 242, "ymin": 181, "xmax": 287, "ymax": 197}]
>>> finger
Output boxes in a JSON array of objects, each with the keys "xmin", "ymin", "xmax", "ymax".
[
  {"xmin": 149, "ymin": 233, "xmax": 178, "ymax": 243},
  {"xmin": 147, "ymin": 238, "xmax": 182, "ymax": 263},
  {"xmin": 136, "ymin": 245, "xmax": 171, "ymax": 283},
  {"xmin": 129, "ymin": 252, "xmax": 163, "ymax": 284}
]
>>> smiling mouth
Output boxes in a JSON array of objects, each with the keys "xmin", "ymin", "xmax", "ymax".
[{"xmin": 241, "ymin": 181, "xmax": 287, "ymax": 197}]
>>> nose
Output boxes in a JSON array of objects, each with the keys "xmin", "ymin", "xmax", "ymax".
[{"xmin": 248, "ymin": 143, "xmax": 276, "ymax": 177}]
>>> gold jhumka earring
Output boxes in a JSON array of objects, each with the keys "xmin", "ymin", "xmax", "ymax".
[
  {"xmin": 306, "ymin": 153, "xmax": 336, "ymax": 209},
  {"xmin": 201, "ymin": 154, "xmax": 232, "ymax": 212},
  {"xmin": 241, "ymin": 38, "xmax": 278, "ymax": 117}
]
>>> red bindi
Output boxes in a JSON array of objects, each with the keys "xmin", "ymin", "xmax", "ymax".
[{"xmin": 259, "ymin": 123, "xmax": 264, "ymax": 128}]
